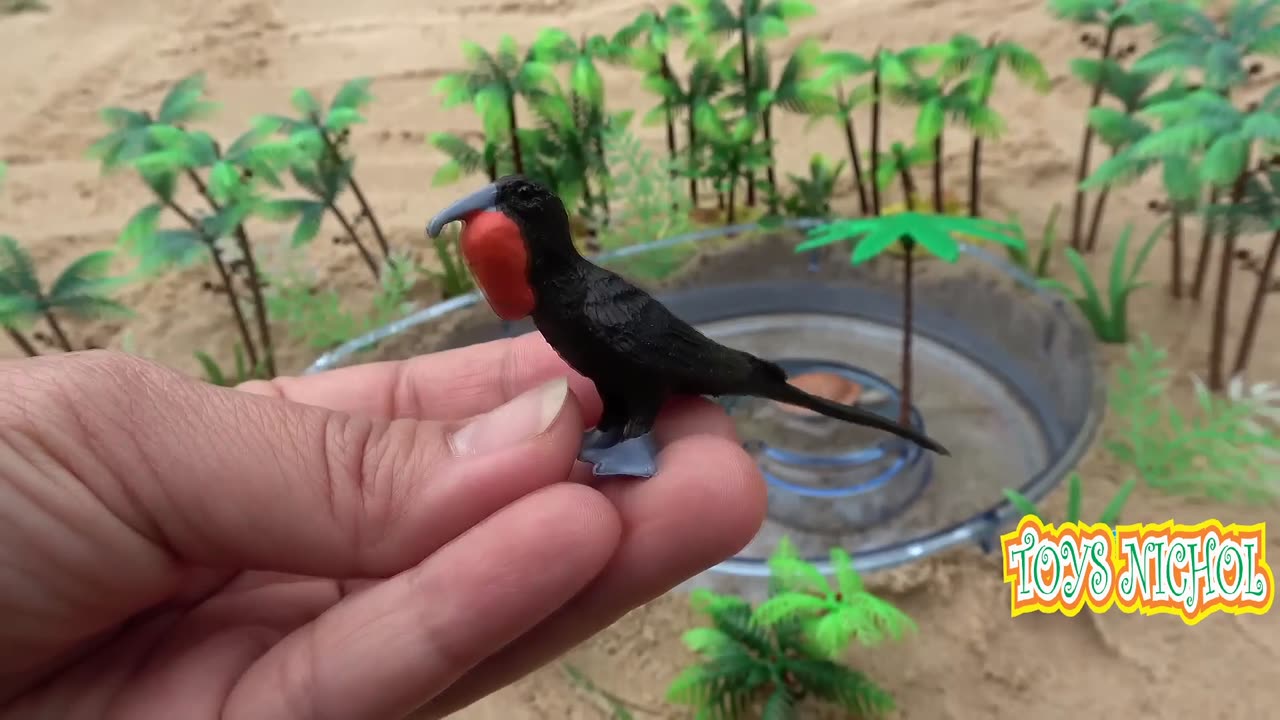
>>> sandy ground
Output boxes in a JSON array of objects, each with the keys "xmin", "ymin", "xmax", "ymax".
[{"xmin": 3, "ymin": 0, "xmax": 1280, "ymax": 718}]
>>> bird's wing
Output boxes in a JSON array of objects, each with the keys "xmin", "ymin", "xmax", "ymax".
[{"xmin": 581, "ymin": 270, "xmax": 755, "ymax": 390}]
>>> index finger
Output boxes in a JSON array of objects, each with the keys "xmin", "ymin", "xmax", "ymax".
[{"xmin": 240, "ymin": 332, "xmax": 604, "ymax": 424}]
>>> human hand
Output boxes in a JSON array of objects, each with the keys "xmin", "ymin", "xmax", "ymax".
[{"xmin": 0, "ymin": 332, "xmax": 766, "ymax": 719}]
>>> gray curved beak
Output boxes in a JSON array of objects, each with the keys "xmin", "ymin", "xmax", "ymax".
[{"xmin": 426, "ymin": 183, "xmax": 500, "ymax": 238}]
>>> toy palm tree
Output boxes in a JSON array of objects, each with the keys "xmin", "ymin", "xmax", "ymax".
[
  {"xmin": 1133, "ymin": 0, "xmax": 1280, "ymax": 95},
  {"xmin": 741, "ymin": 38, "xmax": 834, "ymax": 209},
  {"xmin": 521, "ymin": 92, "xmax": 619, "ymax": 222},
  {"xmin": 882, "ymin": 43, "xmax": 972, "ymax": 215},
  {"xmin": 433, "ymin": 35, "xmax": 560, "ymax": 175},
  {"xmin": 0, "ymin": 237, "xmax": 131, "ymax": 354},
  {"xmin": 1071, "ymin": 63, "xmax": 1162, "ymax": 252},
  {"xmin": 1048, "ymin": 0, "xmax": 1148, "ymax": 250},
  {"xmin": 687, "ymin": 0, "xmax": 817, "ymax": 208},
  {"xmin": 667, "ymin": 538, "xmax": 913, "ymax": 719},
  {"xmin": 1209, "ymin": 166, "xmax": 1280, "ymax": 378},
  {"xmin": 263, "ymin": 78, "xmax": 393, "ymax": 264},
  {"xmin": 532, "ymin": 28, "xmax": 634, "ymax": 220},
  {"xmin": 812, "ymin": 50, "xmax": 875, "ymax": 214},
  {"xmin": 867, "ymin": 48, "xmax": 911, "ymax": 215},
  {"xmin": 943, "ymin": 34, "xmax": 1050, "ymax": 217},
  {"xmin": 671, "ymin": 58, "xmax": 734, "ymax": 208},
  {"xmin": 1130, "ymin": 86, "xmax": 1280, "ymax": 390},
  {"xmin": 428, "ymin": 128, "xmax": 505, "ymax": 186},
  {"xmin": 1131, "ymin": 0, "xmax": 1280, "ymax": 297},
  {"xmin": 798, "ymin": 141, "xmax": 1024, "ymax": 426},
  {"xmin": 614, "ymin": 4, "xmax": 694, "ymax": 176},
  {"xmin": 88, "ymin": 73, "xmax": 281, "ymax": 375},
  {"xmin": 1078, "ymin": 77, "xmax": 1200, "ymax": 296},
  {"xmin": 693, "ymin": 105, "xmax": 771, "ymax": 224}
]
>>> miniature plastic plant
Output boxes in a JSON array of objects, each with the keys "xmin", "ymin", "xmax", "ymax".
[
  {"xmin": 1003, "ymin": 203, "xmax": 1061, "ymax": 279},
  {"xmin": 613, "ymin": 3, "xmax": 694, "ymax": 176},
  {"xmin": 1004, "ymin": 471, "xmax": 1138, "ymax": 527},
  {"xmin": 618, "ymin": 8, "xmax": 730, "ymax": 208},
  {"xmin": 264, "ymin": 250, "xmax": 421, "ymax": 351},
  {"xmin": 562, "ymin": 663, "xmax": 655, "ymax": 719},
  {"xmin": 433, "ymin": 35, "xmax": 560, "ymax": 176},
  {"xmin": 812, "ymin": 50, "xmax": 875, "ymax": 214},
  {"xmin": 1067, "ymin": 63, "xmax": 1164, "ymax": 251},
  {"xmin": 941, "ymin": 33, "xmax": 1050, "ymax": 217},
  {"xmin": 882, "ymin": 42, "xmax": 972, "ymax": 215},
  {"xmin": 744, "ymin": 39, "xmax": 835, "ymax": 214},
  {"xmin": 1047, "ymin": 0, "xmax": 1149, "ymax": 251},
  {"xmin": 1225, "ymin": 168, "xmax": 1280, "ymax": 376},
  {"xmin": 866, "ymin": 49, "xmax": 909, "ymax": 215},
  {"xmin": 1128, "ymin": 87, "xmax": 1280, "ymax": 390},
  {"xmin": 193, "ymin": 344, "xmax": 267, "ymax": 387},
  {"xmin": 686, "ymin": 0, "xmax": 818, "ymax": 208},
  {"xmin": 1, "ymin": 0, "xmax": 46, "ymax": 14},
  {"xmin": 89, "ymin": 73, "xmax": 288, "ymax": 377},
  {"xmin": 429, "ymin": 128, "xmax": 505, "ymax": 187},
  {"xmin": 770, "ymin": 153, "xmax": 845, "ymax": 221},
  {"xmin": 1130, "ymin": 0, "xmax": 1280, "ymax": 297},
  {"xmin": 667, "ymin": 538, "xmax": 912, "ymax": 719},
  {"xmin": 798, "ymin": 141, "xmax": 1024, "ymax": 425},
  {"xmin": 589, "ymin": 126, "xmax": 695, "ymax": 280},
  {"xmin": 256, "ymin": 78, "xmax": 394, "ymax": 279},
  {"xmin": 1107, "ymin": 334, "xmax": 1280, "ymax": 502},
  {"xmin": 0, "ymin": 235, "xmax": 131, "ymax": 355},
  {"xmin": 692, "ymin": 105, "xmax": 771, "ymax": 224},
  {"xmin": 530, "ymin": 27, "xmax": 636, "ymax": 222},
  {"xmin": 1040, "ymin": 220, "xmax": 1164, "ymax": 343},
  {"xmin": 1077, "ymin": 70, "xmax": 1198, "ymax": 296}
]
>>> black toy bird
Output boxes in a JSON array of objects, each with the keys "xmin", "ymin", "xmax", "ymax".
[{"xmin": 426, "ymin": 175, "xmax": 949, "ymax": 477}]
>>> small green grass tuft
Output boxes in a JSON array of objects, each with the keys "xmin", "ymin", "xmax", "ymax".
[
  {"xmin": 1106, "ymin": 334, "xmax": 1280, "ymax": 502},
  {"xmin": 1040, "ymin": 220, "xmax": 1164, "ymax": 343}
]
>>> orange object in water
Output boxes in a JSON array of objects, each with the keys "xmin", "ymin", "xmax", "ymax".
[{"xmin": 775, "ymin": 371, "xmax": 863, "ymax": 416}]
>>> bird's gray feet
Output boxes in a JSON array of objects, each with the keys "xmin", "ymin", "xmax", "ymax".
[{"xmin": 578, "ymin": 430, "xmax": 658, "ymax": 479}]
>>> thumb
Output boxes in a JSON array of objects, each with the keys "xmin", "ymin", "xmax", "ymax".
[{"xmin": 2, "ymin": 351, "xmax": 584, "ymax": 580}]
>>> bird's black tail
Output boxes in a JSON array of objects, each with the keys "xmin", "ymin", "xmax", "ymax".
[{"xmin": 760, "ymin": 379, "xmax": 950, "ymax": 456}]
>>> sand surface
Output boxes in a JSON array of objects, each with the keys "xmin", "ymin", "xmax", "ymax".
[{"xmin": 3, "ymin": 0, "xmax": 1280, "ymax": 718}]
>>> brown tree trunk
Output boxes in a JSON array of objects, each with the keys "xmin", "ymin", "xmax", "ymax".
[
  {"xmin": 870, "ymin": 63, "xmax": 883, "ymax": 216},
  {"xmin": 1084, "ymin": 186, "xmax": 1110, "ymax": 253},
  {"xmin": 969, "ymin": 135, "xmax": 983, "ymax": 217},
  {"xmin": 1191, "ymin": 187, "xmax": 1219, "ymax": 300},
  {"xmin": 1069, "ymin": 23, "xmax": 1118, "ymax": 251},
  {"xmin": 1209, "ymin": 174, "xmax": 1248, "ymax": 390},
  {"xmin": 897, "ymin": 150, "xmax": 920, "ymax": 424},
  {"xmin": 841, "ymin": 106, "xmax": 870, "ymax": 215},
  {"xmin": 5, "ymin": 326, "xmax": 38, "ymax": 357},
  {"xmin": 1233, "ymin": 227, "xmax": 1280, "ymax": 376},
  {"xmin": 932, "ymin": 134, "xmax": 944, "ymax": 213},
  {"xmin": 1170, "ymin": 208, "xmax": 1184, "ymax": 298},
  {"xmin": 44, "ymin": 311, "xmax": 73, "ymax": 352}
]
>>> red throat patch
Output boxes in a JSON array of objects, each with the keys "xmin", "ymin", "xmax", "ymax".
[{"xmin": 459, "ymin": 210, "xmax": 535, "ymax": 320}]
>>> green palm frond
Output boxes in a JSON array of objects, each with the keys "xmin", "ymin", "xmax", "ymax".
[
  {"xmin": 785, "ymin": 658, "xmax": 896, "ymax": 716},
  {"xmin": 799, "ymin": 212, "xmax": 1022, "ymax": 264},
  {"xmin": 0, "ymin": 235, "xmax": 41, "ymax": 299}
]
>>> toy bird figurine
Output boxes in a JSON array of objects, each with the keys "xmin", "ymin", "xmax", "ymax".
[{"xmin": 426, "ymin": 175, "xmax": 948, "ymax": 478}]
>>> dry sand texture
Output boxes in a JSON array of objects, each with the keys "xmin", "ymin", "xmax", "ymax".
[{"xmin": 3, "ymin": 0, "xmax": 1280, "ymax": 718}]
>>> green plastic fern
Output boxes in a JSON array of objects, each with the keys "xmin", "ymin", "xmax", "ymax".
[
  {"xmin": 1106, "ymin": 334, "xmax": 1280, "ymax": 502},
  {"xmin": 590, "ymin": 126, "xmax": 695, "ymax": 281},
  {"xmin": 667, "ymin": 538, "xmax": 910, "ymax": 719}
]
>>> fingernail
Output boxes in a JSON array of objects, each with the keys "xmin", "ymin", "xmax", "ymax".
[{"xmin": 449, "ymin": 377, "xmax": 569, "ymax": 456}]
